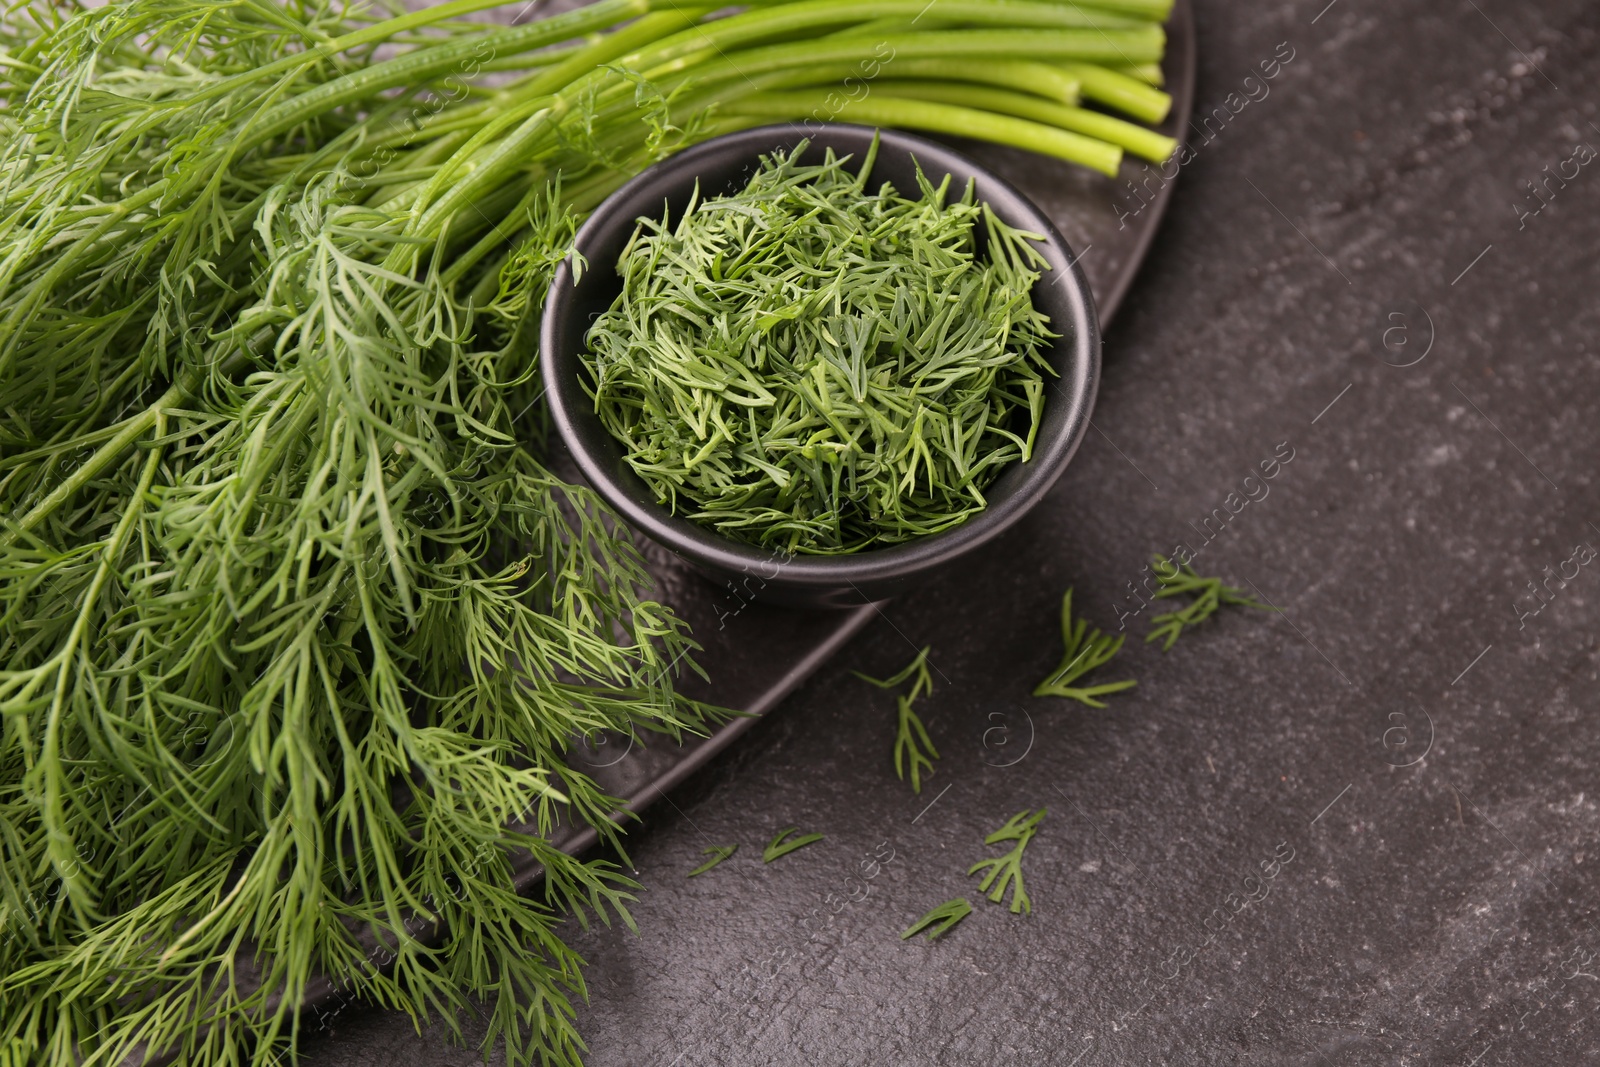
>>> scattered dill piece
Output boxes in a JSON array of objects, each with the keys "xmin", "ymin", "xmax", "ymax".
[
  {"xmin": 968, "ymin": 808, "xmax": 1047, "ymax": 915},
  {"xmin": 1145, "ymin": 554, "xmax": 1277, "ymax": 651},
  {"xmin": 763, "ymin": 827, "xmax": 825, "ymax": 863},
  {"xmin": 687, "ymin": 845, "xmax": 739, "ymax": 877},
  {"xmin": 892, "ymin": 695, "xmax": 940, "ymax": 795},
  {"xmin": 853, "ymin": 646, "xmax": 935, "ymax": 698},
  {"xmin": 583, "ymin": 139, "xmax": 1058, "ymax": 555},
  {"xmin": 901, "ymin": 897, "xmax": 973, "ymax": 941},
  {"xmin": 855, "ymin": 646, "xmax": 939, "ymax": 793},
  {"xmin": 1032, "ymin": 589, "xmax": 1138, "ymax": 706}
]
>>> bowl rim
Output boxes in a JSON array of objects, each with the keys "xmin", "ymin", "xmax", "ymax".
[{"xmin": 541, "ymin": 122, "xmax": 1100, "ymax": 592}]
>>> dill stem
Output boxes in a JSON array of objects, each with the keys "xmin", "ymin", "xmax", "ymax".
[
  {"xmin": 448, "ymin": 164, "xmax": 630, "ymax": 294},
  {"xmin": 492, "ymin": 32, "xmax": 1154, "ymax": 183},
  {"xmin": 605, "ymin": 30, "xmax": 1163, "ymax": 141},
  {"xmin": 0, "ymin": 184, "xmax": 164, "ymax": 380},
  {"xmin": 516, "ymin": 8, "xmax": 712, "ymax": 98},
  {"xmin": 391, "ymin": 2, "xmax": 761, "ymax": 232},
  {"xmin": 236, "ymin": 0, "xmax": 649, "ymax": 161},
  {"xmin": 37, "ymin": 417, "xmax": 166, "ymax": 917},
  {"xmin": 0, "ymin": 373, "xmax": 194, "ymax": 550},
  {"xmin": 390, "ymin": 103, "xmax": 567, "ymax": 265},
  {"xmin": 635, "ymin": 28, "xmax": 1166, "ymax": 86},
  {"xmin": 1054, "ymin": 0, "xmax": 1171, "ymax": 14},
  {"xmin": 318, "ymin": 2, "xmax": 693, "ymax": 167},
  {"xmin": 694, "ymin": 0, "xmax": 1160, "ymax": 58}
]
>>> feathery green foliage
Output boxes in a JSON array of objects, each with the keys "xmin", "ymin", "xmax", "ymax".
[
  {"xmin": 762, "ymin": 827, "xmax": 825, "ymax": 862},
  {"xmin": 584, "ymin": 141, "xmax": 1056, "ymax": 554},
  {"xmin": 901, "ymin": 897, "xmax": 971, "ymax": 940},
  {"xmin": 1145, "ymin": 554, "xmax": 1276, "ymax": 651},
  {"xmin": 0, "ymin": 0, "xmax": 1173, "ymax": 1061},
  {"xmin": 855, "ymin": 646, "xmax": 938, "ymax": 793},
  {"xmin": 1032, "ymin": 588, "xmax": 1137, "ymax": 706},
  {"xmin": 968, "ymin": 808, "xmax": 1046, "ymax": 915},
  {"xmin": 687, "ymin": 845, "xmax": 739, "ymax": 877},
  {"xmin": 0, "ymin": 52, "xmax": 719, "ymax": 1067}
]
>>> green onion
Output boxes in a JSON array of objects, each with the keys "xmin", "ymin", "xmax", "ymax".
[
  {"xmin": 1058, "ymin": 60, "xmax": 1174, "ymax": 123},
  {"xmin": 724, "ymin": 92, "xmax": 1126, "ymax": 174},
  {"xmin": 871, "ymin": 81, "xmax": 1178, "ymax": 162},
  {"xmin": 765, "ymin": 57, "xmax": 1083, "ymax": 108}
]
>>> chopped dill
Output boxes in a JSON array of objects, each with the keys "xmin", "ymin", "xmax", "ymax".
[
  {"xmin": 969, "ymin": 808, "xmax": 1047, "ymax": 915},
  {"xmin": 1145, "ymin": 555, "xmax": 1276, "ymax": 650},
  {"xmin": 584, "ymin": 138, "xmax": 1057, "ymax": 554},
  {"xmin": 687, "ymin": 845, "xmax": 739, "ymax": 877},
  {"xmin": 1033, "ymin": 588, "xmax": 1138, "ymax": 706},
  {"xmin": 901, "ymin": 897, "xmax": 973, "ymax": 941},
  {"xmin": 763, "ymin": 827, "xmax": 825, "ymax": 863},
  {"xmin": 855, "ymin": 646, "xmax": 939, "ymax": 793}
]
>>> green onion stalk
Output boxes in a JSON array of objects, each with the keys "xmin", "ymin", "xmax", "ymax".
[{"xmin": 0, "ymin": 0, "xmax": 1173, "ymax": 1063}]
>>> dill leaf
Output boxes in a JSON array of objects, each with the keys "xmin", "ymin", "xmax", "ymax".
[
  {"xmin": 1145, "ymin": 554, "xmax": 1277, "ymax": 651},
  {"xmin": 1033, "ymin": 588, "xmax": 1138, "ymax": 706},
  {"xmin": 968, "ymin": 807, "xmax": 1047, "ymax": 915},
  {"xmin": 856, "ymin": 646, "xmax": 938, "ymax": 793},
  {"xmin": 0, "ymin": 0, "xmax": 1171, "ymax": 1061},
  {"xmin": 688, "ymin": 844, "xmax": 739, "ymax": 877},
  {"xmin": 901, "ymin": 897, "xmax": 973, "ymax": 941},
  {"xmin": 893, "ymin": 694, "xmax": 941, "ymax": 795},
  {"xmin": 763, "ymin": 827, "xmax": 825, "ymax": 863}
]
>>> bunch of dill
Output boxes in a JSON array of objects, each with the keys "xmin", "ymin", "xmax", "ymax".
[
  {"xmin": 584, "ymin": 140, "xmax": 1058, "ymax": 554},
  {"xmin": 0, "ymin": 0, "xmax": 1173, "ymax": 1058}
]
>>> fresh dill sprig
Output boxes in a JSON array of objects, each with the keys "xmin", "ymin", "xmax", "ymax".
[
  {"xmin": 763, "ymin": 827, "xmax": 825, "ymax": 863},
  {"xmin": 687, "ymin": 845, "xmax": 738, "ymax": 878},
  {"xmin": 892, "ymin": 696, "xmax": 940, "ymax": 795},
  {"xmin": 855, "ymin": 646, "xmax": 939, "ymax": 793},
  {"xmin": 1145, "ymin": 555, "xmax": 1277, "ymax": 651},
  {"xmin": 854, "ymin": 645, "xmax": 936, "ymax": 698},
  {"xmin": 1032, "ymin": 588, "xmax": 1138, "ymax": 706},
  {"xmin": 0, "ymin": 8, "xmax": 734, "ymax": 1065},
  {"xmin": 968, "ymin": 808, "xmax": 1048, "ymax": 915},
  {"xmin": 0, "ymin": 0, "xmax": 1173, "ymax": 1061},
  {"xmin": 583, "ymin": 140, "xmax": 1057, "ymax": 555},
  {"xmin": 901, "ymin": 897, "xmax": 973, "ymax": 941}
]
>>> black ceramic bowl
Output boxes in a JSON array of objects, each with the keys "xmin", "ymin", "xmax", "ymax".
[{"xmin": 541, "ymin": 123, "xmax": 1100, "ymax": 609}]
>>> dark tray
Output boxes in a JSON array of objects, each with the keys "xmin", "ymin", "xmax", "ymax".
[
  {"xmin": 287, "ymin": 0, "xmax": 1198, "ymax": 1025},
  {"xmin": 541, "ymin": 0, "xmax": 1200, "ymax": 863}
]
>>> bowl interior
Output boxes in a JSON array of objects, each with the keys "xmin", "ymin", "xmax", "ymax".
[{"xmin": 541, "ymin": 123, "xmax": 1099, "ymax": 602}]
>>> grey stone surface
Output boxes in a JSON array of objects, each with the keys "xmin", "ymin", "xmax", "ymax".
[{"xmin": 301, "ymin": 1, "xmax": 1600, "ymax": 1063}]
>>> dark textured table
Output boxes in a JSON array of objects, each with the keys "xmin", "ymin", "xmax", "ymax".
[{"xmin": 303, "ymin": 1, "xmax": 1600, "ymax": 1063}]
